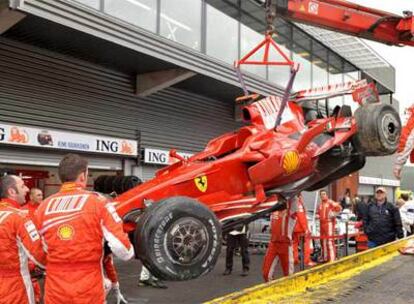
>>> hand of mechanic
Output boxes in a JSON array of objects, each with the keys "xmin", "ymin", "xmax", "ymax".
[
  {"xmin": 394, "ymin": 167, "xmax": 401, "ymax": 179},
  {"xmin": 112, "ymin": 282, "xmax": 128, "ymax": 304},
  {"xmin": 30, "ymin": 266, "xmax": 45, "ymax": 279}
]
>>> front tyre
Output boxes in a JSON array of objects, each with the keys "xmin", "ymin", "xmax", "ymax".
[{"xmin": 134, "ymin": 196, "xmax": 222, "ymax": 281}]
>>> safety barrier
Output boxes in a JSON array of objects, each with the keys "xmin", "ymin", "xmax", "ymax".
[
  {"xmin": 296, "ymin": 229, "xmax": 360, "ymax": 270},
  {"xmin": 206, "ymin": 235, "xmax": 414, "ymax": 304}
]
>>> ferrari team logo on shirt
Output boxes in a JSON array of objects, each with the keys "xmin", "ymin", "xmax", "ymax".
[
  {"xmin": 282, "ymin": 150, "xmax": 301, "ymax": 175},
  {"xmin": 194, "ymin": 175, "xmax": 208, "ymax": 193},
  {"xmin": 57, "ymin": 224, "xmax": 75, "ymax": 240},
  {"xmin": 45, "ymin": 194, "xmax": 88, "ymax": 215},
  {"xmin": 25, "ymin": 220, "xmax": 40, "ymax": 242}
]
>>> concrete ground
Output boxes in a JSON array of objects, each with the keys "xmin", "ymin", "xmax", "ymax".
[
  {"xmin": 36, "ymin": 244, "xmax": 354, "ymax": 303},
  {"xmin": 114, "ymin": 247, "xmax": 414, "ymax": 304},
  {"xmin": 107, "ymin": 246, "xmax": 275, "ymax": 304},
  {"xmin": 274, "ymin": 254, "xmax": 414, "ymax": 304},
  {"xmin": 108, "ymin": 244, "xmax": 355, "ymax": 304}
]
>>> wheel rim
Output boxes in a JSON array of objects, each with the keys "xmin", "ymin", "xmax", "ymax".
[
  {"xmin": 164, "ymin": 217, "xmax": 209, "ymax": 266},
  {"xmin": 381, "ymin": 113, "xmax": 399, "ymax": 145}
]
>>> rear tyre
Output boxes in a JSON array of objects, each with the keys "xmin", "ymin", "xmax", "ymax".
[
  {"xmin": 93, "ymin": 175, "xmax": 107, "ymax": 192},
  {"xmin": 353, "ymin": 103, "xmax": 401, "ymax": 156},
  {"xmin": 122, "ymin": 175, "xmax": 142, "ymax": 193},
  {"xmin": 112, "ymin": 176, "xmax": 125, "ymax": 194},
  {"xmin": 134, "ymin": 196, "xmax": 222, "ymax": 281},
  {"xmin": 103, "ymin": 175, "xmax": 116, "ymax": 194}
]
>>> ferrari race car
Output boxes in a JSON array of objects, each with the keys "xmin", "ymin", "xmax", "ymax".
[{"xmin": 104, "ymin": 79, "xmax": 400, "ymax": 281}]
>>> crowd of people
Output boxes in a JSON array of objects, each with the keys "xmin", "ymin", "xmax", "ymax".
[
  {"xmin": 1, "ymin": 152, "xmax": 412, "ymax": 303},
  {"xmin": 224, "ymin": 186, "xmax": 407, "ymax": 283},
  {"xmin": 223, "ymin": 190, "xmax": 341, "ymax": 281},
  {"xmin": 0, "ymin": 154, "xmax": 134, "ymax": 304}
]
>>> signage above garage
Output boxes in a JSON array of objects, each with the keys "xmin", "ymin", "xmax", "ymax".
[
  {"xmin": 144, "ymin": 148, "xmax": 193, "ymax": 165},
  {"xmin": 0, "ymin": 122, "xmax": 137, "ymax": 157}
]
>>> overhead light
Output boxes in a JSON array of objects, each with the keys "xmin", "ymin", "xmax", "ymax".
[
  {"xmin": 297, "ymin": 51, "xmax": 310, "ymax": 57},
  {"xmin": 249, "ymin": 0, "xmax": 266, "ymax": 7},
  {"xmin": 125, "ymin": 0, "xmax": 151, "ymax": 10},
  {"xmin": 313, "ymin": 59, "xmax": 322, "ymax": 64}
]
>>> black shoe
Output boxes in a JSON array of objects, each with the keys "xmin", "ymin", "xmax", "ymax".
[
  {"xmin": 138, "ymin": 279, "xmax": 168, "ymax": 289},
  {"xmin": 152, "ymin": 280, "xmax": 168, "ymax": 289},
  {"xmin": 138, "ymin": 279, "xmax": 152, "ymax": 287},
  {"xmin": 138, "ymin": 279, "xmax": 151, "ymax": 287},
  {"xmin": 223, "ymin": 269, "xmax": 232, "ymax": 276},
  {"xmin": 241, "ymin": 269, "xmax": 249, "ymax": 276}
]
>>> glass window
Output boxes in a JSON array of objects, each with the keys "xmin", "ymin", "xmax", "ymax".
[
  {"xmin": 328, "ymin": 66, "xmax": 345, "ymax": 107},
  {"xmin": 268, "ymin": 46, "xmax": 292, "ymax": 88},
  {"xmin": 206, "ymin": 5, "xmax": 238, "ymax": 64},
  {"xmin": 268, "ymin": 65, "xmax": 291, "ymax": 89},
  {"xmin": 292, "ymin": 47, "xmax": 311, "ymax": 91},
  {"xmin": 329, "ymin": 51, "xmax": 343, "ymax": 74},
  {"xmin": 312, "ymin": 60, "xmax": 328, "ymax": 88},
  {"xmin": 312, "ymin": 42, "xmax": 328, "ymax": 88},
  {"xmin": 345, "ymin": 71, "xmax": 360, "ymax": 81},
  {"xmin": 160, "ymin": 0, "xmax": 202, "ymax": 50},
  {"xmin": 293, "ymin": 28, "xmax": 311, "ymax": 50},
  {"xmin": 240, "ymin": 24, "xmax": 267, "ymax": 79},
  {"xmin": 73, "ymin": 0, "xmax": 100, "ymax": 10},
  {"xmin": 329, "ymin": 66, "xmax": 344, "ymax": 84},
  {"xmin": 344, "ymin": 71, "xmax": 360, "ymax": 111},
  {"xmin": 104, "ymin": 0, "xmax": 157, "ymax": 33}
]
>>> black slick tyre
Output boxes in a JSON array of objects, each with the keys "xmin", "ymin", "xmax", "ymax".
[{"xmin": 134, "ymin": 196, "xmax": 222, "ymax": 281}]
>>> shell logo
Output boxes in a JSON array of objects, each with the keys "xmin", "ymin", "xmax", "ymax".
[
  {"xmin": 282, "ymin": 150, "xmax": 301, "ymax": 175},
  {"xmin": 57, "ymin": 224, "xmax": 75, "ymax": 241}
]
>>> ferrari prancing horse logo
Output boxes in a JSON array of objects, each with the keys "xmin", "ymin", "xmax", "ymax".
[{"xmin": 194, "ymin": 175, "xmax": 208, "ymax": 193}]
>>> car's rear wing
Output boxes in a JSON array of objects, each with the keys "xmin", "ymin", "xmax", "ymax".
[{"xmin": 292, "ymin": 79, "xmax": 379, "ymax": 105}]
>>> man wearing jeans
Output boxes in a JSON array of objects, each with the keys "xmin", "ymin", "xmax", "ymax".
[{"xmin": 363, "ymin": 187, "xmax": 404, "ymax": 248}]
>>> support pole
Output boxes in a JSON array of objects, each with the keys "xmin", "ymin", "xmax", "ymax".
[
  {"xmin": 344, "ymin": 221, "xmax": 349, "ymax": 257},
  {"xmin": 300, "ymin": 235, "xmax": 305, "ymax": 271}
]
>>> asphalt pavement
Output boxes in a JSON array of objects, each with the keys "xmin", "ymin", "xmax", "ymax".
[{"xmin": 108, "ymin": 246, "xmax": 281, "ymax": 304}]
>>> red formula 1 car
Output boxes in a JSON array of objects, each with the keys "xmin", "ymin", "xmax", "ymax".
[{"xmin": 106, "ymin": 79, "xmax": 400, "ymax": 281}]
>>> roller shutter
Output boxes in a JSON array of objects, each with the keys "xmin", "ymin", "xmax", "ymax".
[{"xmin": 0, "ymin": 37, "xmax": 241, "ymax": 154}]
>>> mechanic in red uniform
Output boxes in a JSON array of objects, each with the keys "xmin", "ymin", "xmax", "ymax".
[
  {"xmin": 0, "ymin": 175, "xmax": 46, "ymax": 304},
  {"xmin": 34, "ymin": 154, "xmax": 134, "ymax": 304},
  {"xmin": 22, "ymin": 188, "xmax": 43, "ymax": 219},
  {"xmin": 292, "ymin": 193, "xmax": 312, "ymax": 266},
  {"xmin": 22, "ymin": 188, "xmax": 44, "ymax": 304},
  {"xmin": 394, "ymin": 106, "xmax": 414, "ymax": 179},
  {"xmin": 318, "ymin": 190, "xmax": 342, "ymax": 263},
  {"xmin": 262, "ymin": 196, "xmax": 297, "ymax": 280}
]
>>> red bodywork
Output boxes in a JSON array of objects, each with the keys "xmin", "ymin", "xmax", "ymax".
[
  {"xmin": 115, "ymin": 83, "xmax": 363, "ymax": 233},
  {"xmin": 114, "ymin": 0, "xmax": 414, "ymax": 232}
]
